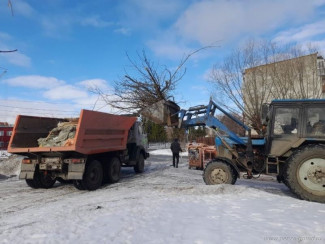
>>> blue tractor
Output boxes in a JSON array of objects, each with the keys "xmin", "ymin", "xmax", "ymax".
[{"xmin": 178, "ymin": 99, "xmax": 325, "ymax": 203}]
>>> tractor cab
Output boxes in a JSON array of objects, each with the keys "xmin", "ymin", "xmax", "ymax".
[{"xmin": 263, "ymin": 99, "xmax": 325, "ymax": 158}]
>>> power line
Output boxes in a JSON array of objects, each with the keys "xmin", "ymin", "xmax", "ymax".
[
  {"xmin": 0, "ymin": 98, "xmax": 107, "ymax": 106},
  {"xmin": 0, "ymin": 109, "xmax": 79, "ymax": 117},
  {"xmin": 0, "ymin": 104, "xmax": 77, "ymax": 113}
]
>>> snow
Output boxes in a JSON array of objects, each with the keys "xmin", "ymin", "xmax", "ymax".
[
  {"xmin": 0, "ymin": 149, "xmax": 324, "ymax": 243},
  {"xmin": 0, "ymin": 150, "xmax": 11, "ymax": 158}
]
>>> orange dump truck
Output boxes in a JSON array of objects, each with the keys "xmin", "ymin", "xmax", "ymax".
[{"xmin": 8, "ymin": 109, "xmax": 149, "ymax": 190}]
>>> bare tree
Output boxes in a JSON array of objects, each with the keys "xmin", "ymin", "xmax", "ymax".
[
  {"xmin": 210, "ymin": 39, "xmax": 322, "ymax": 134},
  {"xmin": 91, "ymin": 46, "xmax": 214, "ymax": 113}
]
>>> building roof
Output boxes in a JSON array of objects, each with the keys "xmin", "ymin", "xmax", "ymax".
[{"xmin": 244, "ymin": 52, "xmax": 319, "ymax": 74}]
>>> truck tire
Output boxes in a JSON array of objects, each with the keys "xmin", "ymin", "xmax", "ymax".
[
  {"xmin": 107, "ymin": 157, "xmax": 121, "ymax": 183},
  {"xmin": 203, "ymin": 160, "xmax": 237, "ymax": 185},
  {"xmin": 25, "ymin": 178, "xmax": 41, "ymax": 189},
  {"xmin": 25, "ymin": 167, "xmax": 42, "ymax": 189},
  {"xmin": 134, "ymin": 153, "xmax": 145, "ymax": 173},
  {"xmin": 285, "ymin": 144, "xmax": 325, "ymax": 203},
  {"xmin": 82, "ymin": 160, "xmax": 103, "ymax": 191},
  {"xmin": 57, "ymin": 178, "xmax": 73, "ymax": 184},
  {"xmin": 73, "ymin": 180, "xmax": 86, "ymax": 190},
  {"xmin": 38, "ymin": 173, "xmax": 56, "ymax": 189}
]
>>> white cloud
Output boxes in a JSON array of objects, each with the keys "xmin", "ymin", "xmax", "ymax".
[
  {"xmin": 173, "ymin": 0, "xmax": 321, "ymax": 45},
  {"xmin": 4, "ymin": 52, "xmax": 31, "ymax": 67},
  {"xmin": 147, "ymin": 39, "xmax": 192, "ymax": 60},
  {"xmin": 0, "ymin": 98, "xmax": 79, "ymax": 124},
  {"xmin": 0, "ymin": 32, "xmax": 12, "ymax": 41},
  {"xmin": 0, "ymin": 75, "xmax": 119, "ymax": 123},
  {"xmin": 274, "ymin": 20, "xmax": 325, "ymax": 43},
  {"xmin": 79, "ymin": 79, "xmax": 111, "ymax": 91},
  {"xmin": 81, "ymin": 16, "xmax": 113, "ymax": 28},
  {"xmin": 147, "ymin": 0, "xmax": 324, "ymax": 59},
  {"xmin": 0, "ymin": 38, "xmax": 31, "ymax": 67},
  {"xmin": 114, "ymin": 27, "xmax": 131, "ymax": 35},
  {"xmin": 43, "ymin": 85, "xmax": 88, "ymax": 100},
  {"xmin": 14, "ymin": 0, "xmax": 36, "ymax": 17},
  {"xmin": 3, "ymin": 75, "xmax": 64, "ymax": 89}
]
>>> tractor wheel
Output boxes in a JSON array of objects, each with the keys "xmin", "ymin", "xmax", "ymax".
[
  {"xmin": 203, "ymin": 160, "xmax": 237, "ymax": 185},
  {"xmin": 107, "ymin": 157, "xmax": 121, "ymax": 183},
  {"xmin": 82, "ymin": 160, "xmax": 103, "ymax": 191},
  {"xmin": 285, "ymin": 145, "xmax": 325, "ymax": 203},
  {"xmin": 38, "ymin": 172, "xmax": 56, "ymax": 189},
  {"xmin": 134, "ymin": 154, "xmax": 145, "ymax": 173}
]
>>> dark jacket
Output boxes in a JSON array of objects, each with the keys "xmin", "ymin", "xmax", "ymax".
[{"xmin": 170, "ymin": 141, "xmax": 182, "ymax": 154}]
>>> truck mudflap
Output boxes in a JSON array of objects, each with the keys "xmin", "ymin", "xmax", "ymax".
[
  {"xmin": 66, "ymin": 161, "xmax": 86, "ymax": 180},
  {"xmin": 19, "ymin": 163, "xmax": 36, "ymax": 179}
]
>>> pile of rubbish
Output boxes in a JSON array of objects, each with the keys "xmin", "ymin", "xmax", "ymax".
[{"xmin": 38, "ymin": 121, "xmax": 78, "ymax": 147}]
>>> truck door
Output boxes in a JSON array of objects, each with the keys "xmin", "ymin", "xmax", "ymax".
[{"xmin": 268, "ymin": 106, "xmax": 302, "ymax": 156}]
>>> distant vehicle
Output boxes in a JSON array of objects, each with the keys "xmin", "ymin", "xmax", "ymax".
[{"xmin": 8, "ymin": 110, "xmax": 149, "ymax": 191}]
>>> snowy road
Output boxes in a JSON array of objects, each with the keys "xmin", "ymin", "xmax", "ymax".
[{"xmin": 0, "ymin": 149, "xmax": 324, "ymax": 244}]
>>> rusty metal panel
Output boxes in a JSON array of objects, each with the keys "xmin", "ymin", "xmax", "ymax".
[
  {"xmin": 8, "ymin": 115, "xmax": 69, "ymax": 153},
  {"xmin": 75, "ymin": 109, "xmax": 136, "ymax": 154},
  {"xmin": 188, "ymin": 143, "xmax": 217, "ymax": 169}
]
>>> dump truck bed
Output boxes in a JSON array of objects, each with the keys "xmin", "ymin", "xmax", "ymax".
[{"xmin": 8, "ymin": 110, "xmax": 137, "ymax": 155}]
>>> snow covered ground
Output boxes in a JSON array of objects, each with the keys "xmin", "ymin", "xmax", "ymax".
[{"xmin": 0, "ymin": 149, "xmax": 324, "ymax": 244}]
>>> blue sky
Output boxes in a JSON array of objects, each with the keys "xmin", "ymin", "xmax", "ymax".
[{"xmin": 1, "ymin": 0, "xmax": 325, "ymax": 124}]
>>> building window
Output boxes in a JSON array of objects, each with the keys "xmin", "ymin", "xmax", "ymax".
[
  {"xmin": 0, "ymin": 142, "xmax": 4, "ymax": 148},
  {"xmin": 7, "ymin": 131, "xmax": 12, "ymax": 136},
  {"xmin": 0, "ymin": 131, "xmax": 4, "ymax": 136}
]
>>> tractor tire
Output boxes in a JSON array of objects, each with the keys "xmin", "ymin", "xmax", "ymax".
[
  {"xmin": 285, "ymin": 144, "xmax": 325, "ymax": 203},
  {"xmin": 107, "ymin": 157, "xmax": 121, "ymax": 183},
  {"xmin": 73, "ymin": 180, "xmax": 86, "ymax": 190},
  {"xmin": 203, "ymin": 160, "xmax": 237, "ymax": 185},
  {"xmin": 82, "ymin": 160, "xmax": 103, "ymax": 191},
  {"xmin": 134, "ymin": 153, "xmax": 145, "ymax": 173},
  {"xmin": 38, "ymin": 173, "xmax": 56, "ymax": 189}
]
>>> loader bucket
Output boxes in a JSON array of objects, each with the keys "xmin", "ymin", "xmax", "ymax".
[{"xmin": 140, "ymin": 100, "xmax": 180, "ymax": 126}]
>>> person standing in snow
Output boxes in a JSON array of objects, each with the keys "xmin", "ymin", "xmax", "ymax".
[{"xmin": 170, "ymin": 138, "xmax": 182, "ymax": 168}]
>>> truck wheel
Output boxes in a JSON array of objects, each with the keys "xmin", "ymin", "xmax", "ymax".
[
  {"xmin": 82, "ymin": 160, "xmax": 103, "ymax": 191},
  {"xmin": 107, "ymin": 157, "xmax": 121, "ymax": 183},
  {"xmin": 57, "ymin": 178, "xmax": 73, "ymax": 184},
  {"xmin": 203, "ymin": 161, "xmax": 237, "ymax": 185},
  {"xmin": 25, "ymin": 178, "xmax": 41, "ymax": 189},
  {"xmin": 73, "ymin": 180, "xmax": 86, "ymax": 190},
  {"xmin": 285, "ymin": 145, "xmax": 325, "ymax": 203},
  {"xmin": 134, "ymin": 153, "xmax": 145, "ymax": 173},
  {"xmin": 25, "ymin": 168, "xmax": 42, "ymax": 189},
  {"xmin": 39, "ymin": 173, "xmax": 56, "ymax": 189}
]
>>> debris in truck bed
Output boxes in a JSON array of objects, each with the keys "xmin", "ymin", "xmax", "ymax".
[{"xmin": 37, "ymin": 121, "xmax": 78, "ymax": 147}]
